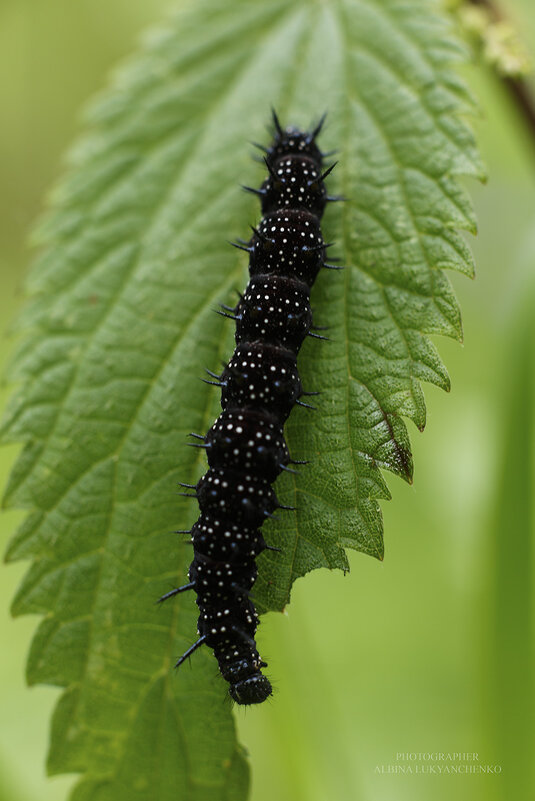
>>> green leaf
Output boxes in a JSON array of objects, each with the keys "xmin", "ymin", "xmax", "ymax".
[{"xmin": 1, "ymin": 0, "xmax": 482, "ymax": 798}]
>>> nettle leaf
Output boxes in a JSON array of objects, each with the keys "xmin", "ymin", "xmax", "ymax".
[{"xmin": 2, "ymin": 0, "xmax": 482, "ymax": 798}]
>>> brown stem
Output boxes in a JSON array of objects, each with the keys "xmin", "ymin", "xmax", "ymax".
[
  {"xmin": 503, "ymin": 76, "xmax": 535, "ymax": 149},
  {"xmin": 467, "ymin": 0, "xmax": 535, "ymax": 157}
]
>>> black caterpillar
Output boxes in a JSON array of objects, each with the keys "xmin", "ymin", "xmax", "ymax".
[{"xmin": 160, "ymin": 112, "xmax": 340, "ymax": 704}]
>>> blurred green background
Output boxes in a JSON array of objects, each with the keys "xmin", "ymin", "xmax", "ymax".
[{"xmin": 1, "ymin": 2, "xmax": 533, "ymax": 800}]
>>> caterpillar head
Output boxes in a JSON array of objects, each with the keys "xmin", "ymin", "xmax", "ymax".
[{"xmin": 230, "ymin": 673, "xmax": 273, "ymax": 705}]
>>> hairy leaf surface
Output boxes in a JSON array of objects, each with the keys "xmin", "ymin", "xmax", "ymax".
[{"xmin": 2, "ymin": 0, "xmax": 482, "ymax": 798}]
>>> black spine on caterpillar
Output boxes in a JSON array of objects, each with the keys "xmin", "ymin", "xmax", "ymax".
[{"xmin": 163, "ymin": 111, "xmax": 337, "ymax": 705}]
